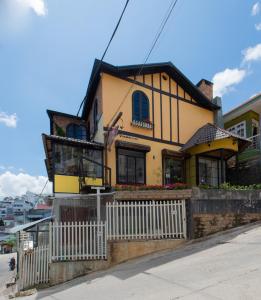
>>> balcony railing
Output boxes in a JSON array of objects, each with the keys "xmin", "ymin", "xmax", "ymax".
[{"xmin": 247, "ymin": 134, "xmax": 260, "ymax": 151}]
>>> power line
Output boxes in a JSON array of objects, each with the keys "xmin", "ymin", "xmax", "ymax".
[
  {"xmin": 77, "ymin": 0, "xmax": 130, "ymax": 117},
  {"xmin": 107, "ymin": 0, "xmax": 179, "ymax": 127}
]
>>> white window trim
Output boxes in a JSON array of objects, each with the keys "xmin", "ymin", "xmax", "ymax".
[{"xmin": 227, "ymin": 120, "xmax": 246, "ymax": 138}]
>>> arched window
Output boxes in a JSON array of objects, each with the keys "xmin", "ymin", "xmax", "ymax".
[
  {"xmin": 132, "ymin": 91, "xmax": 149, "ymax": 122},
  {"xmin": 66, "ymin": 124, "xmax": 87, "ymax": 140}
]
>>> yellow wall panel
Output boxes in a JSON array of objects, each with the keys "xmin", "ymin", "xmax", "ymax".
[
  {"xmin": 161, "ymin": 73, "xmax": 169, "ymax": 92},
  {"xmin": 171, "ymin": 97, "xmax": 178, "ymax": 142},
  {"xmin": 179, "ymin": 101, "xmax": 214, "ymax": 144},
  {"xmin": 54, "ymin": 175, "xmax": 79, "ymax": 194},
  {"xmin": 162, "ymin": 94, "xmax": 170, "ymax": 140}
]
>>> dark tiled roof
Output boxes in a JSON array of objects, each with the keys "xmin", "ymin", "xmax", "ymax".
[
  {"xmin": 42, "ymin": 134, "xmax": 104, "ymax": 148},
  {"xmin": 182, "ymin": 123, "xmax": 250, "ymax": 151}
]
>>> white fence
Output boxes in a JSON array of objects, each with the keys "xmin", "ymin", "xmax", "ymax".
[
  {"xmin": 49, "ymin": 221, "xmax": 107, "ymax": 261},
  {"xmin": 106, "ymin": 200, "xmax": 187, "ymax": 240},
  {"xmin": 18, "ymin": 245, "xmax": 49, "ymax": 290}
]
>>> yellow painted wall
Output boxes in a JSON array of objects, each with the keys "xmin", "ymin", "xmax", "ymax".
[
  {"xmin": 100, "ymin": 72, "xmax": 215, "ymax": 186},
  {"xmin": 187, "ymin": 138, "xmax": 238, "ymax": 156},
  {"xmin": 106, "ymin": 134, "xmax": 181, "ymax": 185},
  {"xmin": 179, "ymin": 101, "xmax": 214, "ymax": 144},
  {"xmin": 54, "ymin": 175, "xmax": 102, "ymax": 194}
]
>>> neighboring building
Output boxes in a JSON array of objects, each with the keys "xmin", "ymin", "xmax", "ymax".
[
  {"xmin": 224, "ymin": 93, "xmax": 261, "ymax": 184},
  {"xmin": 42, "ymin": 60, "xmax": 249, "ymax": 195},
  {"xmin": 27, "ymin": 204, "xmax": 52, "ymax": 222}
]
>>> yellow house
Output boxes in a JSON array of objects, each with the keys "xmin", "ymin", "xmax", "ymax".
[{"xmin": 42, "ymin": 60, "xmax": 249, "ymax": 195}]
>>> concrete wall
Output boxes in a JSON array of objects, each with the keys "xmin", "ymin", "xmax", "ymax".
[
  {"xmin": 49, "ymin": 260, "xmax": 110, "ymax": 285},
  {"xmin": 109, "ymin": 239, "xmax": 185, "ymax": 265},
  {"xmin": 189, "ymin": 188, "xmax": 261, "ymax": 238},
  {"xmin": 49, "ymin": 238, "xmax": 185, "ymax": 285}
]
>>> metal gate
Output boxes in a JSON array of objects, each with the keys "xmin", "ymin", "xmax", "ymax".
[{"xmin": 18, "ymin": 245, "xmax": 49, "ymax": 290}]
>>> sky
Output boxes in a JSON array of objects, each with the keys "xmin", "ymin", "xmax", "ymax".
[{"xmin": 0, "ymin": 0, "xmax": 261, "ymax": 197}]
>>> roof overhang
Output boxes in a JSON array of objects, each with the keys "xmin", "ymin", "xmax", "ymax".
[
  {"xmin": 7, "ymin": 216, "xmax": 54, "ymax": 234},
  {"xmin": 223, "ymin": 93, "xmax": 261, "ymax": 123},
  {"xmin": 82, "ymin": 59, "xmax": 219, "ymax": 119},
  {"xmin": 182, "ymin": 123, "xmax": 251, "ymax": 155}
]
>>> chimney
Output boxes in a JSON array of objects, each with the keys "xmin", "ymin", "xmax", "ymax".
[{"xmin": 196, "ymin": 79, "xmax": 213, "ymax": 101}]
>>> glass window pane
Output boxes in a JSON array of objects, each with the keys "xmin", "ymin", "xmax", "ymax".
[
  {"xmin": 164, "ymin": 157, "xmax": 183, "ymax": 184},
  {"xmin": 117, "ymin": 149, "xmax": 145, "ymax": 184},
  {"xmin": 198, "ymin": 157, "xmax": 219, "ymax": 187},
  {"xmin": 127, "ymin": 157, "xmax": 135, "ymax": 184},
  {"xmin": 118, "ymin": 154, "xmax": 127, "ymax": 183},
  {"xmin": 136, "ymin": 157, "xmax": 145, "ymax": 184}
]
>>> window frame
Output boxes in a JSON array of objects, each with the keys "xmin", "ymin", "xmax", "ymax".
[
  {"xmin": 132, "ymin": 91, "xmax": 150, "ymax": 122},
  {"xmin": 93, "ymin": 99, "xmax": 98, "ymax": 133},
  {"xmin": 162, "ymin": 155, "xmax": 185, "ymax": 185},
  {"xmin": 66, "ymin": 123, "xmax": 88, "ymax": 140},
  {"xmin": 116, "ymin": 148, "xmax": 146, "ymax": 185},
  {"xmin": 227, "ymin": 121, "xmax": 246, "ymax": 138}
]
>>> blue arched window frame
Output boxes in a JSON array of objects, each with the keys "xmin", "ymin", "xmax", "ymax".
[
  {"xmin": 132, "ymin": 91, "xmax": 150, "ymax": 122},
  {"xmin": 66, "ymin": 124, "xmax": 87, "ymax": 140}
]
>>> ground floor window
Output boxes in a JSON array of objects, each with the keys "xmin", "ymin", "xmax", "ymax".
[
  {"xmin": 198, "ymin": 156, "xmax": 225, "ymax": 187},
  {"xmin": 117, "ymin": 148, "xmax": 145, "ymax": 184},
  {"xmin": 163, "ymin": 156, "xmax": 184, "ymax": 184}
]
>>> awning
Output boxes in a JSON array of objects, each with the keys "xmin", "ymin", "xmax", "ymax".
[
  {"xmin": 7, "ymin": 216, "xmax": 54, "ymax": 234},
  {"xmin": 182, "ymin": 123, "xmax": 250, "ymax": 153},
  {"xmin": 115, "ymin": 140, "xmax": 151, "ymax": 152}
]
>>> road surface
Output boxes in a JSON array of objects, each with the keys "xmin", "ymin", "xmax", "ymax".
[
  {"xmin": 18, "ymin": 223, "xmax": 261, "ymax": 300},
  {"xmin": 0, "ymin": 253, "xmax": 16, "ymax": 299}
]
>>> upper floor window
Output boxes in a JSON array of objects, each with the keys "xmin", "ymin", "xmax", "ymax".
[
  {"xmin": 132, "ymin": 91, "xmax": 149, "ymax": 122},
  {"xmin": 93, "ymin": 99, "xmax": 98, "ymax": 132},
  {"xmin": 66, "ymin": 124, "xmax": 87, "ymax": 140},
  {"xmin": 227, "ymin": 121, "xmax": 246, "ymax": 138}
]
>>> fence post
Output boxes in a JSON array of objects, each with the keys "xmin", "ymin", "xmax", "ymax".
[
  {"xmin": 182, "ymin": 200, "xmax": 187, "ymax": 239},
  {"xmin": 153, "ymin": 201, "xmax": 156, "ymax": 239},
  {"xmin": 49, "ymin": 222, "xmax": 52, "ymax": 263}
]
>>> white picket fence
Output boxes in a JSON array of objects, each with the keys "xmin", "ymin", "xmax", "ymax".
[
  {"xmin": 49, "ymin": 221, "xmax": 107, "ymax": 261},
  {"xmin": 18, "ymin": 245, "xmax": 49, "ymax": 291},
  {"xmin": 106, "ymin": 200, "xmax": 187, "ymax": 240}
]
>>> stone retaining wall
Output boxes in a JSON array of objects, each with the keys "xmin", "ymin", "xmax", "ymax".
[{"xmin": 190, "ymin": 188, "xmax": 261, "ymax": 238}]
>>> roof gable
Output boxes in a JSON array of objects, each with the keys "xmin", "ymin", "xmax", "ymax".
[{"xmin": 82, "ymin": 59, "xmax": 219, "ymax": 118}]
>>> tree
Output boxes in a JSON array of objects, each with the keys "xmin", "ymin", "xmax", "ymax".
[{"xmin": 0, "ymin": 219, "xmax": 4, "ymax": 226}]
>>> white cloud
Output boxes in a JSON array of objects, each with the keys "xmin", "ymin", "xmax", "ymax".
[
  {"xmin": 255, "ymin": 23, "xmax": 261, "ymax": 30},
  {"xmin": 212, "ymin": 68, "xmax": 247, "ymax": 97},
  {"xmin": 16, "ymin": 0, "xmax": 47, "ymax": 16},
  {"xmin": 0, "ymin": 171, "xmax": 52, "ymax": 197},
  {"xmin": 243, "ymin": 43, "xmax": 261, "ymax": 63},
  {"xmin": 0, "ymin": 111, "xmax": 18, "ymax": 128},
  {"xmin": 252, "ymin": 2, "xmax": 260, "ymax": 16}
]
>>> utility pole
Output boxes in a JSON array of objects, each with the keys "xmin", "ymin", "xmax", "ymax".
[{"xmin": 91, "ymin": 186, "xmax": 105, "ymax": 222}]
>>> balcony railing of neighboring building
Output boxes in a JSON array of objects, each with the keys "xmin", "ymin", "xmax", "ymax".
[
  {"xmin": 247, "ymin": 134, "xmax": 261, "ymax": 151},
  {"xmin": 78, "ymin": 156, "xmax": 111, "ymax": 192}
]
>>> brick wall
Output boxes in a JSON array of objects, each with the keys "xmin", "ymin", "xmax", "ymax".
[
  {"xmin": 52, "ymin": 115, "xmax": 88, "ymax": 136},
  {"xmin": 115, "ymin": 189, "xmax": 192, "ymax": 201},
  {"xmin": 197, "ymin": 80, "xmax": 213, "ymax": 100}
]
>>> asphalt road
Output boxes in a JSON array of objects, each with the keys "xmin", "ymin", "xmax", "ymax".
[
  {"xmin": 0, "ymin": 253, "xmax": 16, "ymax": 298},
  {"xmin": 19, "ymin": 223, "xmax": 261, "ymax": 300}
]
